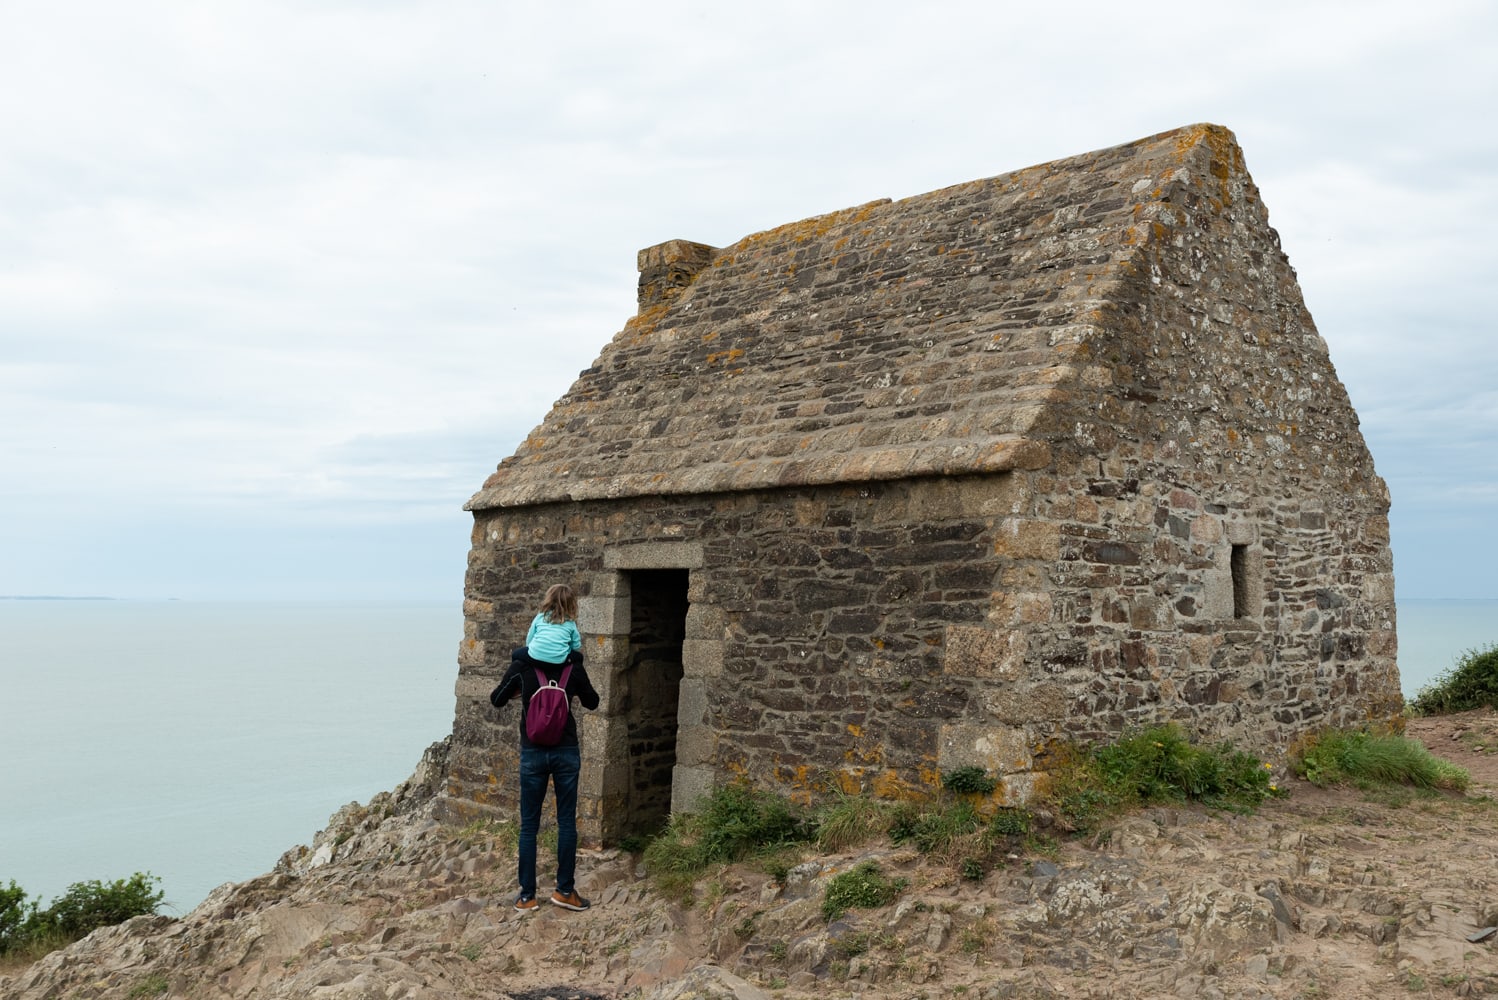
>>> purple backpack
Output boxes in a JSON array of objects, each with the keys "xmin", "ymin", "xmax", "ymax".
[{"xmin": 525, "ymin": 666, "xmax": 572, "ymax": 746}]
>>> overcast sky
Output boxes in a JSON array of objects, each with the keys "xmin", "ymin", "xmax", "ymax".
[{"xmin": 2, "ymin": 1, "xmax": 1494, "ymax": 601}]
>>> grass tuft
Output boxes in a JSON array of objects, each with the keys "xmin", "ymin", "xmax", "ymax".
[
  {"xmin": 641, "ymin": 783, "xmax": 815, "ymax": 900},
  {"xmin": 813, "ymin": 793, "xmax": 895, "ymax": 854},
  {"xmin": 821, "ymin": 861, "xmax": 906, "ymax": 922},
  {"xmin": 1292, "ymin": 728, "xmax": 1470, "ymax": 791}
]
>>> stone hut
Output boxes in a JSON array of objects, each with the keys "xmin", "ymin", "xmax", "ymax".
[{"xmin": 441, "ymin": 124, "xmax": 1401, "ymax": 843}]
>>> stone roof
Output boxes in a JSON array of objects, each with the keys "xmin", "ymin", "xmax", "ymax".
[{"xmin": 468, "ymin": 124, "xmax": 1259, "ymax": 511}]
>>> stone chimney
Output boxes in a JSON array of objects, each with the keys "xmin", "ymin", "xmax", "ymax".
[{"xmin": 637, "ymin": 239, "xmax": 717, "ymax": 312}]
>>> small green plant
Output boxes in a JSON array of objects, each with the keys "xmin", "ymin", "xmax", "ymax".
[
  {"xmin": 126, "ymin": 973, "xmax": 170, "ymax": 998},
  {"xmin": 1035, "ymin": 726, "xmax": 1284, "ymax": 833},
  {"xmin": 831, "ymin": 930, "xmax": 872, "ymax": 957},
  {"xmin": 617, "ymin": 834, "xmax": 650, "ymax": 854},
  {"xmin": 1409, "ymin": 642, "xmax": 1498, "ymax": 715},
  {"xmin": 759, "ymin": 855, "xmax": 793, "ymax": 885},
  {"xmin": 452, "ymin": 817, "xmax": 518, "ymax": 854},
  {"xmin": 987, "ymin": 808, "xmax": 1032, "ymax": 838},
  {"xmin": 1292, "ymin": 728, "xmax": 1469, "ymax": 791},
  {"xmin": 889, "ymin": 799, "xmax": 982, "ymax": 856},
  {"xmin": 821, "ymin": 861, "xmax": 907, "ymax": 921},
  {"xmin": 959, "ymin": 857, "xmax": 987, "ymax": 881},
  {"xmin": 460, "ymin": 942, "xmax": 482, "ymax": 962},
  {"xmin": 941, "ymin": 766, "xmax": 997, "ymax": 795},
  {"xmin": 959, "ymin": 919, "xmax": 993, "ymax": 954}
]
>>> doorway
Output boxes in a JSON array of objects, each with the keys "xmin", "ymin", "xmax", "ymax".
[{"xmin": 619, "ymin": 568, "xmax": 688, "ymax": 839}]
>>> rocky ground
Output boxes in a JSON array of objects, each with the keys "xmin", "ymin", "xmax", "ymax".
[{"xmin": 3, "ymin": 710, "xmax": 1496, "ymax": 1000}]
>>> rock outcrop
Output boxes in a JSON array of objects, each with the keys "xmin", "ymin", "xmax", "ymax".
[{"xmin": 5, "ymin": 713, "xmax": 1496, "ymax": 1000}]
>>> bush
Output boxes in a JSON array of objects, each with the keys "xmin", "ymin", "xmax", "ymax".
[
  {"xmin": 1092, "ymin": 724, "xmax": 1279, "ymax": 812},
  {"xmin": 1292, "ymin": 729, "xmax": 1469, "ymax": 791},
  {"xmin": 39, "ymin": 874, "xmax": 164, "ymax": 939},
  {"xmin": 1034, "ymin": 725, "xmax": 1280, "ymax": 833},
  {"xmin": 0, "ymin": 881, "xmax": 38, "ymax": 955},
  {"xmin": 0, "ymin": 874, "xmax": 162, "ymax": 959},
  {"xmin": 1409, "ymin": 643, "xmax": 1498, "ymax": 715}
]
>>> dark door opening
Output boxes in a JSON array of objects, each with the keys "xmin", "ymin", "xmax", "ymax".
[{"xmin": 620, "ymin": 568, "xmax": 688, "ymax": 839}]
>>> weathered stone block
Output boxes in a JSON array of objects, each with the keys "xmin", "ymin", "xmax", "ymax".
[
  {"xmin": 943, "ymin": 624, "xmax": 1027, "ymax": 678},
  {"xmin": 1361, "ymin": 572, "xmax": 1395, "ymax": 607},
  {"xmin": 604, "ymin": 541, "xmax": 705, "ymax": 570},
  {"xmin": 675, "ymin": 722, "xmax": 714, "ymax": 768},
  {"xmin": 682, "ymin": 638, "xmax": 723, "ymax": 678},
  {"xmin": 999, "ymin": 771, "xmax": 1038, "ymax": 805},
  {"xmin": 685, "ymin": 601, "xmax": 725, "ymax": 639},
  {"xmin": 580, "ymin": 595, "xmax": 629, "ymax": 636},
  {"xmin": 455, "ymin": 674, "xmax": 495, "ymax": 704},
  {"xmin": 983, "ymin": 683, "xmax": 1067, "ymax": 725},
  {"xmin": 671, "ymin": 765, "xmax": 717, "ymax": 815},
  {"xmin": 938, "ymin": 723, "xmax": 1033, "ymax": 774},
  {"xmin": 993, "ymin": 519, "xmax": 1060, "ymax": 560},
  {"xmin": 457, "ymin": 637, "xmax": 487, "ymax": 668}
]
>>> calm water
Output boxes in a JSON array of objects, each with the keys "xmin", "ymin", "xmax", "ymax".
[
  {"xmin": 1396, "ymin": 598, "xmax": 1497, "ymax": 696},
  {"xmin": 0, "ymin": 601, "xmax": 457, "ymax": 915},
  {"xmin": 0, "ymin": 598, "xmax": 1492, "ymax": 915}
]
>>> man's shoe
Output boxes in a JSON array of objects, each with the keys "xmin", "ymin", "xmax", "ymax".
[
  {"xmin": 551, "ymin": 890, "xmax": 591, "ymax": 911},
  {"xmin": 514, "ymin": 893, "xmax": 538, "ymax": 912}
]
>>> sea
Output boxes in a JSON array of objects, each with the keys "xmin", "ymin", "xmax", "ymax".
[{"xmin": 0, "ymin": 597, "xmax": 1492, "ymax": 915}]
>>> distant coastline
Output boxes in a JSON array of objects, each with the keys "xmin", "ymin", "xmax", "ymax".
[{"xmin": 0, "ymin": 595, "xmax": 118, "ymax": 601}]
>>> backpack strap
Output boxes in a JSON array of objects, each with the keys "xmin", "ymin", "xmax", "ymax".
[{"xmin": 533, "ymin": 665, "xmax": 573, "ymax": 689}]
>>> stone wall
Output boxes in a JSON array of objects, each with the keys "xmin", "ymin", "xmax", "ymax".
[{"xmin": 444, "ymin": 464, "xmax": 1397, "ymax": 841}]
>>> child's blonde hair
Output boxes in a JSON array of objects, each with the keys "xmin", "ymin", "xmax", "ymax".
[{"xmin": 540, "ymin": 584, "xmax": 578, "ymax": 624}]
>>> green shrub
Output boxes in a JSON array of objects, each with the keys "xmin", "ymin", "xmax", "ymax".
[
  {"xmin": 1093, "ymin": 724, "xmax": 1278, "ymax": 812},
  {"xmin": 1292, "ymin": 729, "xmax": 1469, "ymax": 791},
  {"xmin": 821, "ymin": 861, "xmax": 907, "ymax": 921},
  {"xmin": 0, "ymin": 881, "xmax": 38, "ymax": 955},
  {"xmin": 1409, "ymin": 643, "xmax": 1498, "ymax": 715},
  {"xmin": 35, "ymin": 873, "xmax": 164, "ymax": 941},
  {"xmin": 1035, "ymin": 725, "xmax": 1279, "ymax": 832},
  {"xmin": 0, "ymin": 874, "xmax": 162, "ymax": 959}
]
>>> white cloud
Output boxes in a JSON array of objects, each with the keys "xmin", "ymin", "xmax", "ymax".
[{"xmin": 2, "ymin": 0, "xmax": 1495, "ymax": 596}]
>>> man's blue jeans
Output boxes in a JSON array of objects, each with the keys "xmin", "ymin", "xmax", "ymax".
[{"xmin": 517, "ymin": 744, "xmax": 581, "ymax": 898}]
